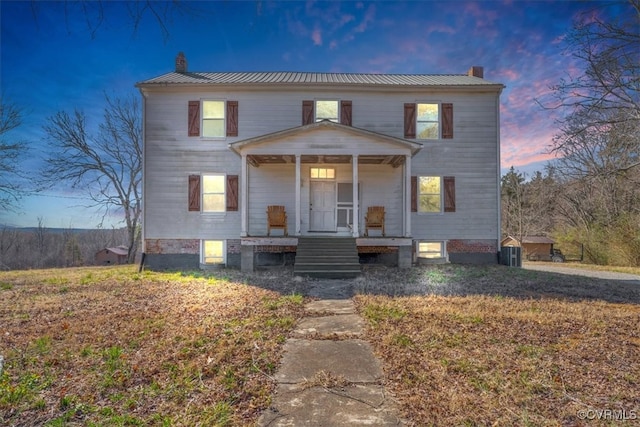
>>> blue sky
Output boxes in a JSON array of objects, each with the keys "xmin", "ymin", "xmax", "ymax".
[{"xmin": 0, "ymin": 0, "xmax": 632, "ymax": 228}]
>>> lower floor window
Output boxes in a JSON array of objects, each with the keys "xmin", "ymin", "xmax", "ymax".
[
  {"xmin": 202, "ymin": 240, "xmax": 225, "ymax": 264},
  {"xmin": 417, "ymin": 241, "xmax": 445, "ymax": 258}
]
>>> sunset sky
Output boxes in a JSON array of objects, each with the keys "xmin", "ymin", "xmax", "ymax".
[{"xmin": 0, "ymin": 0, "xmax": 633, "ymax": 228}]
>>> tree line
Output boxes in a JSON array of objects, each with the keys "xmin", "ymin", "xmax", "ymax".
[
  {"xmin": 503, "ymin": 0, "xmax": 639, "ymax": 266},
  {"xmin": 0, "ymin": 223, "xmax": 132, "ymax": 270}
]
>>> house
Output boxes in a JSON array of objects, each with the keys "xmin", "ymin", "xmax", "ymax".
[
  {"xmin": 136, "ymin": 53, "xmax": 504, "ymax": 273},
  {"xmin": 95, "ymin": 246, "xmax": 129, "ymax": 265},
  {"xmin": 501, "ymin": 235, "xmax": 555, "ymax": 261}
]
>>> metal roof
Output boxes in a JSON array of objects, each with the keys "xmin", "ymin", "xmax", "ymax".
[{"xmin": 136, "ymin": 71, "xmax": 502, "ymax": 88}]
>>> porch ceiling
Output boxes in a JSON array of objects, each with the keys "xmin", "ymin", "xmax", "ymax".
[{"xmin": 246, "ymin": 154, "xmax": 406, "ymax": 167}]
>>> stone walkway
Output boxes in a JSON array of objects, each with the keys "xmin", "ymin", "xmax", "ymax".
[{"xmin": 257, "ymin": 297, "xmax": 405, "ymax": 426}]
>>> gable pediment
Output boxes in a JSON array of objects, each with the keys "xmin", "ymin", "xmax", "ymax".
[{"xmin": 229, "ymin": 120, "xmax": 422, "ymax": 157}]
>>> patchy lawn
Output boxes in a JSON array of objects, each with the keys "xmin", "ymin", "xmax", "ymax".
[
  {"xmin": 0, "ymin": 266, "xmax": 306, "ymax": 426},
  {"xmin": 354, "ymin": 264, "xmax": 640, "ymax": 426}
]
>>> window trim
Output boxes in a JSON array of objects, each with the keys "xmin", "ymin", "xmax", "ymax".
[
  {"xmin": 201, "ymin": 173, "xmax": 227, "ymax": 213},
  {"xmin": 201, "ymin": 99, "xmax": 227, "ymax": 139},
  {"xmin": 417, "ymin": 241, "xmax": 446, "ymax": 259},
  {"xmin": 417, "ymin": 176, "xmax": 443, "ymax": 214},
  {"xmin": 201, "ymin": 239, "xmax": 226, "ymax": 265}
]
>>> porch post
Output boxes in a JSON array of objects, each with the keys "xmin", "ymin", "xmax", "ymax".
[
  {"xmin": 241, "ymin": 154, "xmax": 248, "ymax": 237},
  {"xmin": 295, "ymin": 154, "xmax": 301, "ymax": 235},
  {"xmin": 352, "ymin": 155, "xmax": 359, "ymax": 237},
  {"xmin": 405, "ymin": 155, "xmax": 412, "ymax": 237}
]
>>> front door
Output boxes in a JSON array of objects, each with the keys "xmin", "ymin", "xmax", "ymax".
[{"xmin": 310, "ymin": 181, "xmax": 336, "ymax": 231}]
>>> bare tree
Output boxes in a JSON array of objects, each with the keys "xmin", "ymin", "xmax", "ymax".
[
  {"xmin": 0, "ymin": 98, "xmax": 28, "ymax": 212},
  {"xmin": 29, "ymin": 0, "xmax": 211, "ymax": 41},
  {"xmin": 540, "ymin": 0, "xmax": 640, "ymax": 174},
  {"xmin": 42, "ymin": 94, "xmax": 142, "ymax": 263}
]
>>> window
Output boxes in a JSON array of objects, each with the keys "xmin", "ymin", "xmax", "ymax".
[
  {"xmin": 404, "ymin": 102, "xmax": 453, "ymax": 139},
  {"xmin": 202, "ymin": 240, "xmax": 224, "ymax": 264},
  {"xmin": 202, "ymin": 174, "xmax": 225, "ymax": 212},
  {"xmin": 188, "ymin": 100, "xmax": 238, "ymax": 137},
  {"xmin": 417, "ymin": 103, "xmax": 439, "ymax": 139},
  {"xmin": 315, "ymin": 100, "xmax": 339, "ymax": 122},
  {"xmin": 419, "ymin": 176, "xmax": 442, "ymax": 212},
  {"xmin": 188, "ymin": 174, "xmax": 238, "ymax": 212},
  {"xmin": 310, "ymin": 167, "xmax": 335, "ymax": 179},
  {"xmin": 418, "ymin": 241, "xmax": 444, "ymax": 259},
  {"xmin": 202, "ymin": 100, "xmax": 225, "ymax": 137}
]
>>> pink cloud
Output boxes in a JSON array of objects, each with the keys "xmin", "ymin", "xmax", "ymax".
[{"xmin": 311, "ymin": 26, "xmax": 323, "ymax": 45}]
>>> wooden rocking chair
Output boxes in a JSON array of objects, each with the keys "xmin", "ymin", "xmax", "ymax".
[
  {"xmin": 365, "ymin": 206, "xmax": 385, "ymax": 237},
  {"xmin": 267, "ymin": 205, "xmax": 288, "ymax": 236}
]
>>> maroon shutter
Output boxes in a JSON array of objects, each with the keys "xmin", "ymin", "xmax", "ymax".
[
  {"xmin": 188, "ymin": 175, "xmax": 201, "ymax": 211},
  {"xmin": 340, "ymin": 100, "xmax": 352, "ymax": 126},
  {"xmin": 444, "ymin": 176, "xmax": 456, "ymax": 212},
  {"xmin": 442, "ymin": 103, "xmax": 453, "ymax": 139},
  {"xmin": 404, "ymin": 103, "xmax": 416, "ymax": 139},
  {"xmin": 226, "ymin": 175, "xmax": 238, "ymax": 211},
  {"xmin": 188, "ymin": 101, "xmax": 200, "ymax": 137},
  {"xmin": 302, "ymin": 100, "xmax": 314, "ymax": 125},
  {"xmin": 226, "ymin": 101, "xmax": 238, "ymax": 137},
  {"xmin": 411, "ymin": 176, "xmax": 417, "ymax": 212}
]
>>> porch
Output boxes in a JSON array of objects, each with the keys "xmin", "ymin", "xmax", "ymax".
[
  {"xmin": 231, "ymin": 120, "xmax": 422, "ymax": 241},
  {"xmin": 240, "ymin": 236, "xmax": 414, "ymax": 275}
]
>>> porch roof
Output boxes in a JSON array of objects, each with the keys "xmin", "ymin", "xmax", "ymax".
[{"xmin": 229, "ymin": 120, "xmax": 422, "ymax": 166}]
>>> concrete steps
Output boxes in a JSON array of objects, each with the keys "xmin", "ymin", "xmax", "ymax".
[{"xmin": 294, "ymin": 237, "xmax": 361, "ymax": 279}]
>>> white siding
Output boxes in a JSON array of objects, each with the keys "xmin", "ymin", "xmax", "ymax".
[{"xmin": 142, "ymin": 86, "xmax": 500, "ymax": 242}]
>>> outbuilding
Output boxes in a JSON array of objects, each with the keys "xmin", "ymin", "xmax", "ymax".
[{"xmin": 95, "ymin": 246, "xmax": 129, "ymax": 265}]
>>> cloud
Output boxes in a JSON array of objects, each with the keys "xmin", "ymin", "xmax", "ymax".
[{"xmin": 311, "ymin": 26, "xmax": 322, "ymax": 45}]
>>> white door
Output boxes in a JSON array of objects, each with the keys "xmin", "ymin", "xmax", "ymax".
[{"xmin": 310, "ymin": 181, "xmax": 336, "ymax": 231}]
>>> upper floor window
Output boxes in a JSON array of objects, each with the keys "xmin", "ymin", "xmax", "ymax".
[
  {"xmin": 302, "ymin": 100, "xmax": 352, "ymax": 126},
  {"xmin": 315, "ymin": 100, "xmax": 339, "ymax": 122},
  {"xmin": 404, "ymin": 102, "xmax": 453, "ymax": 140},
  {"xmin": 202, "ymin": 101, "xmax": 225, "ymax": 137},
  {"xmin": 417, "ymin": 103, "xmax": 439, "ymax": 139},
  {"xmin": 188, "ymin": 100, "xmax": 238, "ymax": 138}
]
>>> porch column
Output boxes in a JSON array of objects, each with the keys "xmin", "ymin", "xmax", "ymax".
[
  {"xmin": 404, "ymin": 155, "xmax": 412, "ymax": 237},
  {"xmin": 295, "ymin": 154, "xmax": 301, "ymax": 235},
  {"xmin": 352, "ymin": 155, "xmax": 359, "ymax": 237},
  {"xmin": 241, "ymin": 154, "xmax": 248, "ymax": 237}
]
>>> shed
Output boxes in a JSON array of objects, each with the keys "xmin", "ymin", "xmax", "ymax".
[
  {"xmin": 95, "ymin": 246, "xmax": 129, "ymax": 265},
  {"xmin": 500, "ymin": 236, "xmax": 555, "ymax": 261}
]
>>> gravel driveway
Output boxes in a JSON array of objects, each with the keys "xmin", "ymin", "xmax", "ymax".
[{"xmin": 523, "ymin": 262, "xmax": 640, "ymax": 285}]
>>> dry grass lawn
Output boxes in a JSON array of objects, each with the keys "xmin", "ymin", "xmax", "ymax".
[
  {"xmin": 0, "ymin": 266, "xmax": 306, "ymax": 426},
  {"xmin": 354, "ymin": 265, "xmax": 640, "ymax": 426},
  {"xmin": 1, "ymin": 263, "xmax": 639, "ymax": 426}
]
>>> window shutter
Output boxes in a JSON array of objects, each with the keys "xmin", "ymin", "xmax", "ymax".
[
  {"xmin": 188, "ymin": 175, "xmax": 201, "ymax": 211},
  {"xmin": 188, "ymin": 101, "xmax": 200, "ymax": 137},
  {"xmin": 226, "ymin": 101, "xmax": 238, "ymax": 137},
  {"xmin": 444, "ymin": 176, "xmax": 456, "ymax": 212},
  {"xmin": 226, "ymin": 175, "xmax": 239, "ymax": 211},
  {"xmin": 302, "ymin": 100, "xmax": 314, "ymax": 125},
  {"xmin": 340, "ymin": 100, "xmax": 352, "ymax": 126},
  {"xmin": 411, "ymin": 176, "xmax": 417, "ymax": 212},
  {"xmin": 442, "ymin": 103, "xmax": 453, "ymax": 139},
  {"xmin": 404, "ymin": 103, "xmax": 416, "ymax": 139}
]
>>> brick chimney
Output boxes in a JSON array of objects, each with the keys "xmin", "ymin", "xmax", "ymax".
[
  {"xmin": 175, "ymin": 52, "xmax": 187, "ymax": 73},
  {"xmin": 467, "ymin": 66, "xmax": 484, "ymax": 78}
]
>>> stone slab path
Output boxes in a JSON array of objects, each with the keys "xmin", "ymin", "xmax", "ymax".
[{"xmin": 258, "ymin": 299, "xmax": 405, "ymax": 426}]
